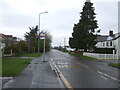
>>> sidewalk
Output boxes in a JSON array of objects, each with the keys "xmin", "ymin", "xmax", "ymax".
[
  {"xmin": 30, "ymin": 60, "xmax": 64, "ymax": 88},
  {"xmin": 2, "ymin": 55, "xmax": 64, "ymax": 89}
]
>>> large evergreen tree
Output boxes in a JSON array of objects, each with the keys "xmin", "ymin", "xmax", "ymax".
[{"xmin": 69, "ymin": 1, "xmax": 99, "ymax": 51}]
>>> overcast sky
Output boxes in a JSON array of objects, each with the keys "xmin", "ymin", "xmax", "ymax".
[{"xmin": 0, "ymin": 0, "xmax": 119, "ymax": 46}]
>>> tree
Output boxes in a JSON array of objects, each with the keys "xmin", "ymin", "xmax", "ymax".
[
  {"xmin": 25, "ymin": 25, "xmax": 38, "ymax": 42},
  {"xmin": 24, "ymin": 25, "xmax": 52, "ymax": 53},
  {"xmin": 45, "ymin": 31, "xmax": 52, "ymax": 51},
  {"xmin": 69, "ymin": 1, "xmax": 99, "ymax": 51},
  {"xmin": 24, "ymin": 25, "xmax": 38, "ymax": 53}
]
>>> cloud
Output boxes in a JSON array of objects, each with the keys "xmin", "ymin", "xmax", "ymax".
[
  {"xmin": 94, "ymin": 2, "xmax": 118, "ymax": 34},
  {"xmin": 0, "ymin": 0, "xmax": 118, "ymax": 46}
]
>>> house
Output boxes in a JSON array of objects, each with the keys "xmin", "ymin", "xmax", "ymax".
[
  {"xmin": 95, "ymin": 31, "xmax": 120, "ymax": 59},
  {"xmin": 95, "ymin": 31, "xmax": 120, "ymax": 49},
  {"xmin": 0, "ymin": 34, "xmax": 5, "ymax": 50},
  {"xmin": 0, "ymin": 33, "xmax": 21, "ymax": 50}
]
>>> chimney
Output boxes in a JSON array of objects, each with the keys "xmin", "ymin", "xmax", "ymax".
[
  {"xmin": 109, "ymin": 30, "xmax": 113, "ymax": 36},
  {"xmin": 86, "ymin": 0, "xmax": 91, "ymax": 2}
]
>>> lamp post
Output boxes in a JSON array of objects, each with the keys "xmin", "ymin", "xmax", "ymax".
[{"xmin": 38, "ymin": 11, "xmax": 48, "ymax": 55}]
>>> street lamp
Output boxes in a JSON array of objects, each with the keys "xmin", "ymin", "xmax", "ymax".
[{"xmin": 38, "ymin": 11, "xmax": 48, "ymax": 55}]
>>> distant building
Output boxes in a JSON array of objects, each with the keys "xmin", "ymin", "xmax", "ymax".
[
  {"xmin": 65, "ymin": 46, "xmax": 75, "ymax": 51},
  {"xmin": 0, "ymin": 33, "xmax": 20, "ymax": 49}
]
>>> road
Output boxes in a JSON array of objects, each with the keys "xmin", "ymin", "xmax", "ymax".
[
  {"xmin": 2, "ymin": 49, "xmax": 119, "ymax": 89},
  {"xmin": 48, "ymin": 49, "xmax": 119, "ymax": 88}
]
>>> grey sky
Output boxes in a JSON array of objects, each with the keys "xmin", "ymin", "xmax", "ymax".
[{"xmin": 0, "ymin": 0, "xmax": 119, "ymax": 46}]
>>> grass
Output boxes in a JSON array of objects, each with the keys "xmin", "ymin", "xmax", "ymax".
[
  {"xmin": 109, "ymin": 63, "xmax": 120, "ymax": 69},
  {"xmin": 2, "ymin": 57, "xmax": 32, "ymax": 77},
  {"xmin": 69, "ymin": 52, "xmax": 98, "ymax": 61},
  {"xmin": 18, "ymin": 53, "xmax": 42, "ymax": 57}
]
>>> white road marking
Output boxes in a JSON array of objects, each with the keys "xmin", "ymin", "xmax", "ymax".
[
  {"xmin": 97, "ymin": 71, "xmax": 103, "ymax": 74},
  {"xmin": 82, "ymin": 64, "xmax": 88, "ymax": 68},
  {"xmin": 65, "ymin": 62, "xmax": 68, "ymax": 64},
  {"xmin": 64, "ymin": 65, "xmax": 69, "ymax": 68},
  {"xmin": 3, "ymin": 79, "xmax": 13, "ymax": 88},
  {"xmin": 97, "ymin": 71, "xmax": 110, "ymax": 78},
  {"xmin": 58, "ymin": 65, "xmax": 61, "ymax": 68},
  {"xmin": 97, "ymin": 71, "xmax": 119, "ymax": 81},
  {"xmin": 100, "ymin": 76, "xmax": 108, "ymax": 80},
  {"xmin": 58, "ymin": 62, "xmax": 60, "ymax": 64},
  {"xmin": 110, "ymin": 76, "xmax": 118, "ymax": 81},
  {"xmin": 57, "ymin": 61, "xmax": 69, "ymax": 68},
  {"xmin": 103, "ymin": 73, "xmax": 110, "ymax": 78}
]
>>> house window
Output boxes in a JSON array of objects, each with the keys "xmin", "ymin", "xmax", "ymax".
[
  {"xmin": 110, "ymin": 41, "xmax": 112, "ymax": 46},
  {"xmin": 106, "ymin": 42, "xmax": 109, "ymax": 46},
  {"xmin": 103, "ymin": 43, "xmax": 105, "ymax": 47}
]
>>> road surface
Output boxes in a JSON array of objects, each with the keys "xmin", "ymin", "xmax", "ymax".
[{"xmin": 48, "ymin": 49, "xmax": 119, "ymax": 88}]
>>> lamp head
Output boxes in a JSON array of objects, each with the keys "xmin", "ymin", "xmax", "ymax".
[{"xmin": 45, "ymin": 11, "xmax": 48, "ymax": 13}]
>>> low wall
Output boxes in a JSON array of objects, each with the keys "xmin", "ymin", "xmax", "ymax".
[{"xmin": 83, "ymin": 52, "xmax": 117, "ymax": 60}]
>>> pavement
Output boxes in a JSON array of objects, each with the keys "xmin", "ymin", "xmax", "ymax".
[{"xmin": 2, "ymin": 53, "xmax": 65, "ymax": 89}]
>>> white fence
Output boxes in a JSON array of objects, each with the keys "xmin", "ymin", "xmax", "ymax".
[{"xmin": 83, "ymin": 52, "xmax": 118, "ymax": 60}]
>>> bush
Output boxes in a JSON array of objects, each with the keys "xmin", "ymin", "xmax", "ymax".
[
  {"xmin": 4, "ymin": 45, "xmax": 22, "ymax": 56},
  {"xmin": 4, "ymin": 45, "xmax": 12, "ymax": 54},
  {"xmin": 17, "ymin": 41, "xmax": 28, "ymax": 53}
]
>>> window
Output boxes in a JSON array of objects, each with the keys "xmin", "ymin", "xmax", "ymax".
[
  {"xmin": 110, "ymin": 41, "xmax": 112, "ymax": 46},
  {"xmin": 106, "ymin": 42, "xmax": 109, "ymax": 46},
  {"xmin": 103, "ymin": 43, "xmax": 105, "ymax": 47}
]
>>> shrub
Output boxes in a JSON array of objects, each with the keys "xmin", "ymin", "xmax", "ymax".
[
  {"xmin": 4, "ymin": 45, "xmax": 12, "ymax": 54},
  {"xmin": 92, "ymin": 48, "xmax": 115, "ymax": 54},
  {"xmin": 4, "ymin": 45, "xmax": 22, "ymax": 56},
  {"xmin": 17, "ymin": 41, "xmax": 28, "ymax": 53}
]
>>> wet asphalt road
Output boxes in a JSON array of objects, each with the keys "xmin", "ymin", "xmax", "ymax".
[{"xmin": 48, "ymin": 49, "xmax": 119, "ymax": 88}]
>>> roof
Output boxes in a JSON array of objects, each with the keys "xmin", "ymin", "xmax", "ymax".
[
  {"xmin": 113, "ymin": 32, "xmax": 120, "ymax": 40},
  {"xmin": 96, "ymin": 35, "xmax": 108, "ymax": 42},
  {"xmin": 96, "ymin": 32, "xmax": 120, "ymax": 42}
]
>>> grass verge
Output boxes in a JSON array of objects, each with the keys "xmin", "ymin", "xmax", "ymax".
[
  {"xmin": 109, "ymin": 63, "xmax": 120, "ymax": 69},
  {"xmin": 69, "ymin": 52, "xmax": 98, "ymax": 61},
  {"xmin": 18, "ymin": 53, "xmax": 42, "ymax": 57},
  {"xmin": 2, "ymin": 57, "xmax": 32, "ymax": 77}
]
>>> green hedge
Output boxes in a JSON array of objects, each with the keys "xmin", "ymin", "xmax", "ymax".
[{"xmin": 92, "ymin": 48, "xmax": 115, "ymax": 54}]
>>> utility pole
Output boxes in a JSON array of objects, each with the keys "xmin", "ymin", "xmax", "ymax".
[
  {"xmin": 28, "ymin": 38, "xmax": 30, "ymax": 59},
  {"xmin": 43, "ymin": 32, "xmax": 46, "ymax": 62},
  {"xmin": 43, "ymin": 34, "xmax": 46, "ymax": 54},
  {"xmin": 64, "ymin": 37, "xmax": 66, "ymax": 52}
]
